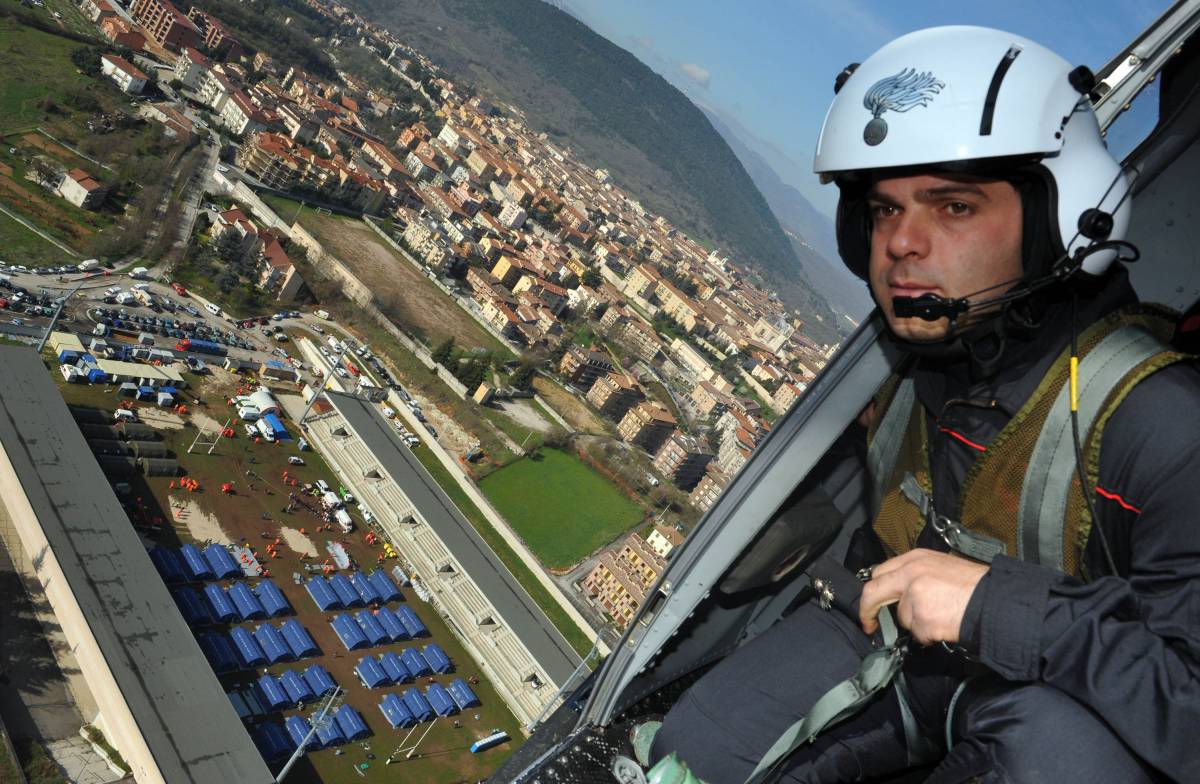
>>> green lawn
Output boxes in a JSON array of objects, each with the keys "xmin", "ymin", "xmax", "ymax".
[
  {"xmin": 0, "ymin": 209, "xmax": 69, "ymax": 266},
  {"xmin": 0, "ymin": 13, "xmax": 94, "ymax": 132},
  {"xmin": 480, "ymin": 448, "xmax": 643, "ymax": 568}
]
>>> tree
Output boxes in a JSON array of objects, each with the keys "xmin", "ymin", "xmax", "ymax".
[
  {"xmin": 70, "ymin": 46, "xmax": 101, "ymax": 76},
  {"xmin": 431, "ymin": 337, "xmax": 455, "ymax": 366},
  {"xmin": 217, "ymin": 266, "xmax": 238, "ymax": 294},
  {"xmin": 581, "ymin": 269, "xmax": 602, "ymax": 288},
  {"xmin": 215, "ymin": 231, "xmax": 244, "ymax": 266},
  {"xmin": 508, "ymin": 361, "xmax": 536, "ymax": 391},
  {"xmin": 456, "ymin": 358, "xmax": 486, "ymax": 391}
]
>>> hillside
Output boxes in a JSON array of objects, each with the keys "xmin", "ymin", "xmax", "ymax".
[{"xmin": 346, "ymin": 0, "xmax": 847, "ymax": 342}]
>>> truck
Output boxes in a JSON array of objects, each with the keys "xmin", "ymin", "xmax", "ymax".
[
  {"xmin": 171, "ymin": 282, "xmax": 187, "ymax": 296},
  {"xmin": 133, "ymin": 289, "xmax": 155, "ymax": 307},
  {"xmin": 92, "ymin": 323, "xmax": 109, "ymax": 337},
  {"xmin": 333, "ymin": 508, "xmax": 354, "ymax": 533},
  {"xmin": 130, "ymin": 267, "xmax": 150, "ymax": 280},
  {"xmin": 176, "ymin": 338, "xmax": 227, "ymax": 356},
  {"xmin": 79, "ymin": 259, "xmax": 100, "ymax": 272},
  {"xmin": 326, "ymin": 335, "xmax": 342, "ymax": 353},
  {"xmin": 255, "ymin": 418, "xmax": 276, "ymax": 442}
]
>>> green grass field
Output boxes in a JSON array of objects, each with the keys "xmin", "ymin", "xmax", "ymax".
[
  {"xmin": 479, "ymin": 448, "xmax": 643, "ymax": 568},
  {"xmin": 0, "ymin": 209, "xmax": 69, "ymax": 266},
  {"xmin": 0, "ymin": 13, "xmax": 94, "ymax": 132}
]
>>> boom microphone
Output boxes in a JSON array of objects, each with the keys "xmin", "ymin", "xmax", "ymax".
[{"xmin": 892, "ymin": 293, "xmax": 970, "ymax": 321}]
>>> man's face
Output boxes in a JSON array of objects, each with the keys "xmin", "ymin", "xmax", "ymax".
[{"xmin": 867, "ymin": 173, "xmax": 1024, "ymax": 343}]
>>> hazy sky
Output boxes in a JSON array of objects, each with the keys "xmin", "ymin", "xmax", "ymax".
[{"xmin": 562, "ymin": 0, "xmax": 1170, "ymax": 215}]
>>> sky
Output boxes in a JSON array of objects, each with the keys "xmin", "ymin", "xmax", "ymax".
[{"xmin": 559, "ymin": 0, "xmax": 1171, "ymax": 216}]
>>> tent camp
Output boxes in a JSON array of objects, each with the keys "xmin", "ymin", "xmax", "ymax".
[
  {"xmin": 202, "ymin": 583, "xmax": 237, "ymax": 623},
  {"xmin": 355, "ymin": 611, "xmax": 389, "ymax": 647},
  {"xmin": 229, "ymin": 581, "xmax": 267, "ymax": 621},
  {"xmin": 396, "ymin": 606, "xmax": 428, "ymax": 638},
  {"xmin": 313, "ymin": 715, "xmax": 345, "ymax": 748},
  {"xmin": 172, "ymin": 587, "xmax": 212, "ymax": 626},
  {"xmin": 180, "ymin": 544, "xmax": 215, "ymax": 581},
  {"xmin": 375, "ymin": 607, "xmax": 408, "ymax": 642},
  {"xmin": 328, "ymin": 574, "xmax": 362, "ymax": 608},
  {"xmin": 330, "ymin": 613, "xmax": 369, "ymax": 651},
  {"xmin": 197, "ymin": 633, "xmax": 238, "ymax": 673},
  {"xmin": 305, "ymin": 576, "xmax": 341, "ymax": 611},
  {"xmin": 280, "ymin": 669, "xmax": 315, "ymax": 705},
  {"xmin": 261, "ymin": 412, "xmax": 288, "ymax": 440},
  {"xmin": 379, "ymin": 693, "xmax": 416, "ymax": 729},
  {"xmin": 139, "ymin": 457, "xmax": 180, "ymax": 476},
  {"xmin": 368, "ymin": 569, "xmax": 403, "ymax": 602},
  {"xmin": 89, "ymin": 439, "xmax": 131, "ymax": 455},
  {"xmin": 334, "ymin": 705, "xmax": 370, "ymax": 740},
  {"xmin": 280, "ymin": 620, "xmax": 319, "ymax": 659},
  {"xmin": 355, "ymin": 656, "xmax": 390, "ymax": 689},
  {"xmin": 422, "ymin": 643, "xmax": 452, "ymax": 674},
  {"xmin": 257, "ymin": 675, "xmax": 292, "ymax": 712},
  {"xmin": 402, "ymin": 688, "xmax": 434, "ymax": 722},
  {"xmin": 254, "ymin": 624, "xmax": 293, "ymax": 664},
  {"xmin": 425, "ymin": 682, "xmax": 458, "ymax": 716},
  {"xmin": 349, "ymin": 572, "xmax": 380, "ymax": 605},
  {"xmin": 447, "ymin": 678, "xmax": 481, "ymax": 710},
  {"xmin": 151, "ymin": 547, "xmax": 186, "ymax": 584},
  {"xmin": 130, "ymin": 440, "xmax": 169, "ymax": 458},
  {"xmin": 203, "ymin": 544, "xmax": 241, "ymax": 580},
  {"xmin": 254, "ymin": 723, "xmax": 292, "ymax": 762},
  {"xmin": 303, "ymin": 664, "xmax": 336, "ymax": 697},
  {"xmin": 96, "ymin": 455, "xmax": 137, "ymax": 476},
  {"xmin": 117, "ymin": 422, "xmax": 159, "ymax": 440},
  {"xmin": 378, "ymin": 651, "xmax": 409, "ymax": 684},
  {"xmin": 255, "ymin": 580, "xmax": 292, "ymax": 617},
  {"xmin": 230, "ymin": 626, "xmax": 268, "ymax": 668},
  {"xmin": 285, "ymin": 716, "xmax": 319, "ymax": 751},
  {"xmin": 400, "ymin": 648, "xmax": 431, "ymax": 678}
]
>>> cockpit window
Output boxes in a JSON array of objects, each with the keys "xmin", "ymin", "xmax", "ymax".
[{"xmin": 1101, "ymin": 77, "xmax": 1162, "ymax": 163}]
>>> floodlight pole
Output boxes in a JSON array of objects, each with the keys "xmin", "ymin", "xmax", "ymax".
[
  {"xmin": 36, "ymin": 279, "xmax": 86, "ymax": 353},
  {"xmin": 527, "ymin": 633, "xmax": 607, "ymax": 731},
  {"xmin": 298, "ymin": 342, "xmax": 351, "ymax": 425},
  {"xmin": 275, "ymin": 686, "xmax": 344, "ymax": 783}
]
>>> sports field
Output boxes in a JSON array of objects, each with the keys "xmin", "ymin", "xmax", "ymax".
[{"xmin": 479, "ymin": 448, "xmax": 643, "ymax": 569}]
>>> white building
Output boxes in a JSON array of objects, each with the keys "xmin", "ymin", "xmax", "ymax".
[
  {"xmin": 219, "ymin": 91, "xmax": 268, "ymax": 136},
  {"xmin": 172, "ymin": 47, "xmax": 210, "ymax": 90},
  {"xmin": 498, "ymin": 200, "xmax": 527, "ymax": 229},
  {"xmin": 100, "ymin": 54, "xmax": 148, "ymax": 95}
]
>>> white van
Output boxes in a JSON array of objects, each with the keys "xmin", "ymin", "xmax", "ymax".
[
  {"xmin": 315, "ymin": 309, "xmax": 330, "ymax": 320},
  {"xmin": 204, "ymin": 302, "xmax": 221, "ymax": 316},
  {"xmin": 113, "ymin": 409, "xmax": 136, "ymax": 422},
  {"xmin": 381, "ymin": 406, "xmax": 395, "ymax": 418},
  {"xmin": 237, "ymin": 405, "xmax": 261, "ymax": 422},
  {"xmin": 315, "ymin": 479, "xmax": 331, "ymax": 493}
]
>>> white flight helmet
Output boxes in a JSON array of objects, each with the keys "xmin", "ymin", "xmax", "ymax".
[{"xmin": 813, "ymin": 26, "xmax": 1131, "ymax": 282}]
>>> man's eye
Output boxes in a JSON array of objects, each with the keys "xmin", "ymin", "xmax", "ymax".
[
  {"xmin": 945, "ymin": 201, "xmax": 972, "ymax": 216},
  {"xmin": 870, "ymin": 204, "xmax": 897, "ymax": 219}
]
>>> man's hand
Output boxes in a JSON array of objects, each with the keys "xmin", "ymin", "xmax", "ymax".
[{"xmin": 859, "ymin": 549, "xmax": 988, "ymax": 645}]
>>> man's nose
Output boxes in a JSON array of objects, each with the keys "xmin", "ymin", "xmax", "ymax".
[{"xmin": 886, "ymin": 210, "xmax": 931, "ymax": 261}]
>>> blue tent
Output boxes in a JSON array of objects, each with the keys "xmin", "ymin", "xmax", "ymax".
[
  {"xmin": 280, "ymin": 669, "xmax": 315, "ymax": 705},
  {"xmin": 330, "ymin": 613, "xmax": 369, "ymax": 650},
  {"xmin": 447, "ymin": 678, "xmax": 481, "ymax": 709},
  {"xmin": 151, "ymin": 547, "xmax": 187, "ymax": 583},
  {"xmin": 391, "ymin": 565, "xmax": 411, "ymax": 586},
  {"xmin": 400, "ymin": 647, "xmax": 431, "ymax": 678},
  {"xmin": 375, "ymin": 607, "xmax": 408, "ymax": 642},
  {"xmin": 230, "ymin": 626, "xmax": 268, "ymax": 668},
  {"xmin": 197, "ymin": 632, "xmax": 238, "ymax": 673},
  {"xmin": 313, "ymin": 714, "xmax": 344, "ymax": 747},
  {"xmin": 179, "ymin": 544, "xmax": 215, "ymax": 581},
  {"xmin": 334, "ymin": 705, "xmax": 371, "ymax": 740},
  {"xmin": 202, "ymin": 583, "xmax": 237, "ymax": 623},
  {"xmin": 261, "ymin": 412, "xmax": 289, "ymax": 440},
  {"xmin": 328, "ymin": 574, "xmax": 362, "ymax": 608},
  {"xmin": 255, "ymin": 580, "xmax": 292, "ymax": 617},
  {"xmin": 355, "ymin": 656, "xmax": 390, "ymax": 689},
  {"xmin": 203, "ymin": 544, "xmax": 241, "ymax": 579},
  {"xmin": 86, "ymin": 368, "xmax": 109, "ymax": 384},
  {"xmin": 426, "ymin": 682, "xmax": 458, "ymax": 716},
  {"xmin": 229, "ymin": 581, "xmax": 267, "ymax": 621},
  {"xmin": 305, "ymin": 576, "xmax": 341, "ymax": 611},
  {"xmin": 349, "ymin": 572, "xmax": 381, "ymax": 605},
  {"xmin": 285, "ymin": 716, "xmax": 319, "ymax": 751},
  {"xmin": 59, "ymin": 349, "xmax": 80, "ymax": 364},
  {"xmin": 402, "ymin": 687, "xmax": 434, "ymax": 722},
  {"xmin": 257, "ymin": 675, "xmax": 292, "ymax": 711},
  {"xmin": 303, "ymin": 664, "xmax": 336, "ymax": 697},
  {"xmin": 422, "ymin": 642, "xmax": 453, "ymax": 674},
  {"xmin": 280, "ymin": 620, "xmax": 319, "ymax": 659},
  {"xmin": 172, "ymin": 587, "xmax": 211, "ymax": 626},
  {"xmin": 254, "ymin": 624, "xmax": 294, "ymax": 664},
  {"xmin": 254, "ymin": 723, "xmax": 292, "ymax": 762},
  {"xmin": 378, "ymin": 651, "xmax": 410, "ymax": 684},
  {"xmin": 137, "ymin": 385, "xmax": 155, "ymax": 400},
  {"xmin": 396, "ymin": 605, "xmax": 428, "ymax": 637},
  {"xmin": 355, "ymin": 611, "xmax": 389, "ymax": 646},
  {"xmin": 368, "ymin": 569, "xmax": 403, "ymax": 602},
  {"xmin": 379, "ymin": 693, "xmax": 416, "ymax": 728}
]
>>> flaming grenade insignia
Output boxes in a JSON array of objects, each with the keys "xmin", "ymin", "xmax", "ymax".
[{"xmin": 862, "ymin": 68, "xmax": 945, "ymax": 146}]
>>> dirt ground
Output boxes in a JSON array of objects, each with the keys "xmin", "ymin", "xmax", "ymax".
[
  {"xmin": 491, "ymin": 398, "xmax": 554, "ymax": 434},
  {"xmin": 279, "ymin": 525, "xmax": 317, "ymax": 557},
  {"xmin": 533, "ymin": 376, "xmax": 610, "ymax": 434},
  {"xmin": 138, "ymin": 407, "xmax": 186, "ymax": 430},
  {"xmin": 305, "ymin": 214, "xmax": 500, "ymax": 351},
  {"xmin": 170, "ymin": 497, "xmax": 233, "ymax": 545}
]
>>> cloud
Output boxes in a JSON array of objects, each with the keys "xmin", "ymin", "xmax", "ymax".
[{"xmin": 679, "ymin": 62, "xmax": 711, "ymax": 88}]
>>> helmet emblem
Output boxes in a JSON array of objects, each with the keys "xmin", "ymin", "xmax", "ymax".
[{"xmin": 862, "ymin": 68, "xmax": 945, "ymax": 146}]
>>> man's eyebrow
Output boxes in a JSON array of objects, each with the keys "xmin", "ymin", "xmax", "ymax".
[{"xmin": 867, "ymin": 183, "xmax": 992, "ymax": 204}]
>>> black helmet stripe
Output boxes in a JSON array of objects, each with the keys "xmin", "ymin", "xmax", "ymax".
[{"xmin": 980, "ymin": 46, "xmax": 1023, "ymax": 135}]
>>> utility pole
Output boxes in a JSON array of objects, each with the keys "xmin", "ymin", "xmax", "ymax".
[
  {"xmin": 298, "ymin": 342, "xmax": 351, "ymax": 425},
  {"xmin": 527, "ymin": 633, "xmax": 607, "ymax": 731}
]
